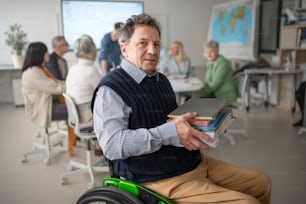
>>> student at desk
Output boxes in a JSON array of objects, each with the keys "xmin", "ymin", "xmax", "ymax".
[
  {"xmin": 201, "ymin": 40, "xmax": 238, "ymax": 105},
  {"xmin": 160, "ymin": 41, "xmax": 193, "ymax": 77},
  {"xmin": 161, "ymin": 41, "xmax": 193, "ymax": 101}
]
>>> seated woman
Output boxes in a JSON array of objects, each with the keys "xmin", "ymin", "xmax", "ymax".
[
  {"xmin": 22, "ymin": 42, "xmax": 77, "ymax": 156},
  {"xmin": 161, "ymin": 41, "xmax": 193, "ymax": 77},
  {"xmin": 201, "ymin": 40, "xmax": 238, "ymax": 105},
  {"xmin": 66, "ymin": 35, "xmax": 103, "ymax": 155}
]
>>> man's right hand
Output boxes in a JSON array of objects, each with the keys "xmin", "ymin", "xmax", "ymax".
[{"xmin": 174, "ymin": 112, "xmax": 212, "ymax": 151}]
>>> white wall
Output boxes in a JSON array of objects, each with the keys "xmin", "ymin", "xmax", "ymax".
[{"xmin": 0, "ymin": 0, "xmax": 227, "ymax": 67}]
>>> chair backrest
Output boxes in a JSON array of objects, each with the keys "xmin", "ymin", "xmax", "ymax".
[{"xmin": 62, "ymin": 93, "xmax": 81, "ymax": 134}]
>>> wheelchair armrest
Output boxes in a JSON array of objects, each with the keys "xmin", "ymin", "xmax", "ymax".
[{"xmin": 103, "ymin": 177, "xmax": 174, "ymax": 204}]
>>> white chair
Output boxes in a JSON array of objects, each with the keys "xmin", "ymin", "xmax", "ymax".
[
  {"xmin": 60, "ymin": 93, "xmax": 108, "ymax": 188},
  {"xmin": 22, "ymin": 114, "xmax": 67, "ymax": 165},
  {"xmin": 222, "ymin": 73, "xmax": 248, "ymax": 145}
]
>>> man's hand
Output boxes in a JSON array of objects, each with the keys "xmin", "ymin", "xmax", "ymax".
[{"xmin": 174, "ymin": 112, "xmax": 212, "ymax": 151}]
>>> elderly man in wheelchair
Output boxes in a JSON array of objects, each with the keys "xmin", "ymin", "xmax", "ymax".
[{"xmin": 77, "ymin": 13, "xmax": 271, "ymax": 204}]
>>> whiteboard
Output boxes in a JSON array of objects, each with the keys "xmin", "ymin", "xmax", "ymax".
[
  {"xmin": 207, "ymin": 0, "xmax": 259, "ymax": 61},
  {"xmin": 61, "ymin": 0, "xmax": 143, "ymax": 50}
]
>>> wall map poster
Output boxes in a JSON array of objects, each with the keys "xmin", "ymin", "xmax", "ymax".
[{"xmin": 208, "ymin": 0, "xmax": 259, "ymax": 60}]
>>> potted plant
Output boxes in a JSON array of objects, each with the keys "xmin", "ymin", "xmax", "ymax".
[{"xmin": 4, "ymin": 23, "xmax": 27, "ymax": 68}]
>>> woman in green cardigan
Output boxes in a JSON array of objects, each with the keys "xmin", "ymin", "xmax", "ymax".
[{"xmin": 201, "ymin": 40, "xmax": 238, "ymax": 105}]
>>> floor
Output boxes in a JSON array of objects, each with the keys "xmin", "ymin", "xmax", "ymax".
[{"xmin": 0, "ymin": 103, "xmax": 306, "ymax": 204}]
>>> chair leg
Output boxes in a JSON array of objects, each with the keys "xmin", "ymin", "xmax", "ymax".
[
  {"xmin": 60, "ymin": 139, "xmax": 109, "ymax": 188},
  {"xmin": 44, "ymin": 128, "xmax": 52, "ymax": 164},
  {"xmin": 223, "ymin": 129, "xmax": 248, "ymax": 146},
  {"xmin": 223, "ymin": 133, "xmax": 236, "ymax": 145},
  {"xmin": 22, "ymin": 127, "xmax": 66, "ymax": 165}
]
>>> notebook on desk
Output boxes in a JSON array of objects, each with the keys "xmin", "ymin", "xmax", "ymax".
[{"xmin": 167, "ymin": 98, "xmax": 228, "ymax": 120}]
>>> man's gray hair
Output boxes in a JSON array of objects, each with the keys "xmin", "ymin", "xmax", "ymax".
[
  {"xmin": 74, "ymin": 35, "xmax": 96, "ymax": 61},
  {"xmin": 205, "ymin": 40, "xmax": 219, "ymax": 50},
  {"xmin": 51, "ymin": 36, "xmax": 67, "ymax": 49},
  {"xmin": 118, "ymin": 13, "xmax": 161, "ymax": 44}
]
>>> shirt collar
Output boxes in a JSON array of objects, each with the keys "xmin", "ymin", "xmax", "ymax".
[
  {"xmin": 78, "ymin": 58, "xmax": 94, "ymax": 65},
  {"xmin": 120, "ymin": 58, "xmax": 159, "ymax": 84}
]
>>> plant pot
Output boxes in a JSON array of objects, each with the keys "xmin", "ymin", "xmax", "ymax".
[{"xmin": 11, "ymin": 54, "xmax": 24, "ymax": 68}]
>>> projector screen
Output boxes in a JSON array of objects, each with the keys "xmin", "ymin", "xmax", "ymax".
[{"xmin": 61, "ymin": 0, "xmax": 144, "ymax": 50}]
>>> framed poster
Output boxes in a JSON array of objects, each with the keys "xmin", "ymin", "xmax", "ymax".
[{"xmin": 207, "ymin": 0, "xmax": 259, "ymax": 60}]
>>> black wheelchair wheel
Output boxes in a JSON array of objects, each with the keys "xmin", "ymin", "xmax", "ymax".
[{"xmin": 76, "ymin": 186, "xmax": 144, "ymax": 204}]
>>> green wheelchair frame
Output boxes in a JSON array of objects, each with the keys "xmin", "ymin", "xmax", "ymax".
[
  {"xmin": 76, "ymin": 177, "xmax": 174, "ymax": 204},
  {"xmin": 76, "ymin": 158, "xmax": 174, "ymax": 204}
]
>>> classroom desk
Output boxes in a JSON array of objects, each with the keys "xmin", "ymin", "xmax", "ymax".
[
  {"xmin": 241, "ymin": 68, "xmax": 304, "ymax": 112},
  {"xmin": 0, "ymin": 66, "xmax": 24, "ymax": 106},
  {"xmin": 168, "ymin": 75, "xmax": 204, "ymax": 104}
]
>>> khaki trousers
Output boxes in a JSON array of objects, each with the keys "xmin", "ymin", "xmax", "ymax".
[{"xmin": 142, "ymin": 156, "xmax": 271, "ymax": 204}]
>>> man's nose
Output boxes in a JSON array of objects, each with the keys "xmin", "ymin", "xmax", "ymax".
[{"xmin": 147, "ymin": 44, "xmax": 158, "ymax": 54}]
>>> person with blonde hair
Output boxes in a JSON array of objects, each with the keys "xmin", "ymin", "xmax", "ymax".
[
  {"xmin": 66, "ymin": 34, "xmax": 103, "ymax": 155},
  {"xmin": 161, "ymin": 40, "xmax": 192, "ymax": 77}
]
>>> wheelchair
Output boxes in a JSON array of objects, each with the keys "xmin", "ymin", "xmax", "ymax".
[{"xmin": 76, "ymin": 161, "xmax": 174, "ymax": 204}]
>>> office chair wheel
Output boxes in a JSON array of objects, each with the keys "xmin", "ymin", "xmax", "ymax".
[
  {"xmin": 291, "ymin": 107, "xmax": 296, "ymax": 114},
  {"xmin": 67, "ymin": 164, "xmax": 74, "ymax": 171},
  {"xmin": 88, "ymin": 182, "xmax": 95, "ymax": 189},
  {"xmin": 76, "ymin": 186, "xmax": 144, "ymax": 204},
  {"xmin": 60, "ymin": 176, "xmax": 69, "ymax": 185},
  {"xmin": 21, "ymin": 155, "xmax": 28, "ymax": 163},
  {"xmin": 44, "ymin": 158, "xmax": 51, "ymax": 165},
  {"xmin": 246, "ymin": 106, "xmax": 250, "ymax": 112},
  {"xmin": 264, "ymin": 101, "xmax": 269, "ymax": 107}
]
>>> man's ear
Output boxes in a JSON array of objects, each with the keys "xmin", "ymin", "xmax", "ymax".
[{"xmin": 120, "ymin": 43, "xmax": 127, "ymax": 58}]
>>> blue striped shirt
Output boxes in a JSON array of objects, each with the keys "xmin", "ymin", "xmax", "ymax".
[{"xmin": 93, "ymin": 59, "xmax": 182, "ymax": 160}]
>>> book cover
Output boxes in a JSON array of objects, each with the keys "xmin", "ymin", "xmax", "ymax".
[
  {"xmin": 195, "ymin": 113, "xmax": 234, "ymax": 137},
  {"xmin": 168, "ymin": 98, "xmax": 228, "ymax": 120},
  {"xmin": 167, "ymin": 118, "xmax": 210, "ymax": 126},
  {"xmin": 197, "ymin": 114, "xmax": 235, "ymax": 148},
  {"xmin": 187, "ymin": 118, "xmax": 210, "ymax": 126},
  {"xmin": 192, "ymin": 108, "xmax": 232, "ymax": 132}
]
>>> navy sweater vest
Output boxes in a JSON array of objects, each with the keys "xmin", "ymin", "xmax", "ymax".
[{"xmin": 92, "ymin": 68, "xmax": 201, "ymax": 183}]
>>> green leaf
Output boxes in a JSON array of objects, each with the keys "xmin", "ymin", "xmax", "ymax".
[{"xmin": 4, "ymin": 23, "xmax": 27, "ymax": 54}]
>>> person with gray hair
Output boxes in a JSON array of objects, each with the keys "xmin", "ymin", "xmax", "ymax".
[
  {"xmin": 92, "ymin": 14, "xmax": 271, "ymax": 203},
  {"xmin": 45, "ymin": 35, "xmax": 69, "ymax": 80},
  {"xmin": 66, "ymin": 34, "xmax": 103, "ymax": 155},
  {"xmin": 201, "ymin": 40, "xmax": 238, "ymax": 105}
]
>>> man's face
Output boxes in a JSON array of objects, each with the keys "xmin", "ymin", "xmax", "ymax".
[
  {"xmin": 56, "ymin": 39, "xmax": 68, "ymax": 55},
  {"xmin": 111, "ymin": 29, "xmax": 120, "ymax": 41},
  {"xmin": 120, "ymin": 25, "xmax": 160, "ymax": 74}
]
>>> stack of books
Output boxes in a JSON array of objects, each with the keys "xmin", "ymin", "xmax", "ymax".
[{"xmin": 168, "ymin": 98, "xmax": 235, "ymax": 147}]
